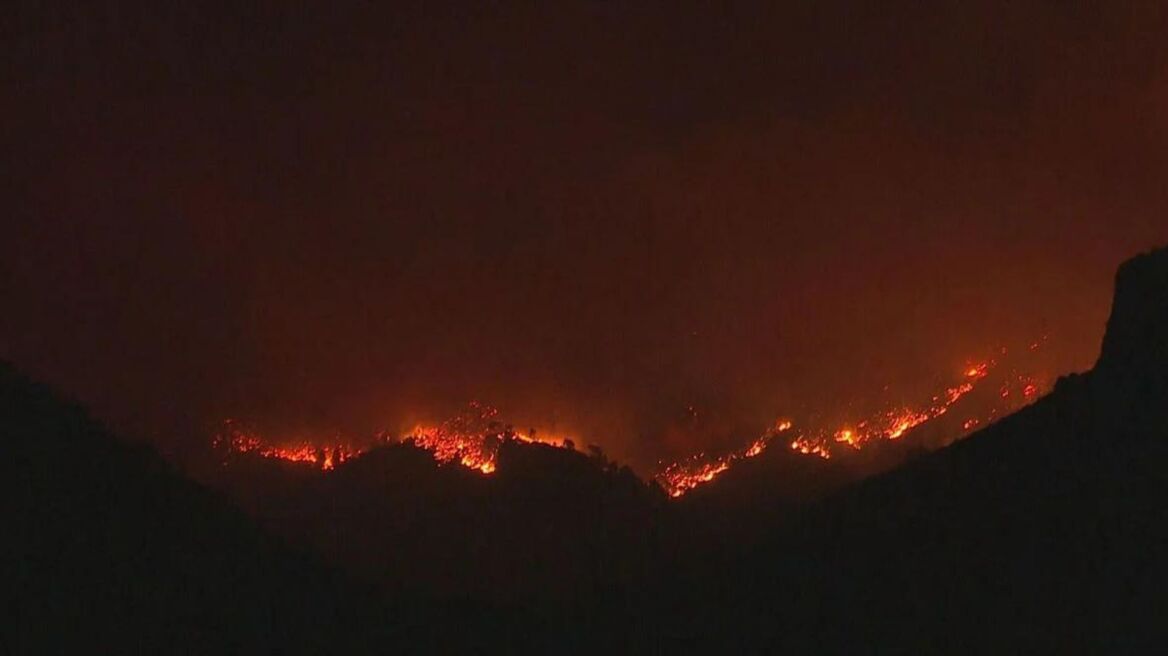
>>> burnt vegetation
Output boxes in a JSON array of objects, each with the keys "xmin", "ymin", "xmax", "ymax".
[{"xmin": 6, "ymin": 246, "xmax": 1168, "ymax": 653}]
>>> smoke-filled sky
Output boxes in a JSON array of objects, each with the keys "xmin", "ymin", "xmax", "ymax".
[{"xmin": 4, "ymin": 2, "xmax": 1167, "ymax": 469}]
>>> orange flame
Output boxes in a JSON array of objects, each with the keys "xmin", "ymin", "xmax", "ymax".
[
  {"xmin": 655, "ymin": 421, "xmax": 792, "ymax": 497},
  {"xmin": 215, "ymin": 340, "xmax": 1051, "ymax": 499},
  {"xmin": 404, "ymin": 401, "xmax": 574, "ymax": 474},
  {"xmin": 654, "ymin": 344, "xmax": 1050, "ymax": 496},
  {"xmin": 213, "ymin": 421, "xmax": 361, "ymax": 470}
]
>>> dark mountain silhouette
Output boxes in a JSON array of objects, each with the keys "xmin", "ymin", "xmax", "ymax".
[
  {"xmin": 5, "ymin": 244, "xmax": 1166, "ymax": 653},
  {"xmin": 195, "ymin": 361, "xmax": 1031, "ymax": 607},
  {"xmin": 587, "ymin": 245, "xmax": 1168, "ymax": 652},
  {"xmin": 671, "ymin": 356, "xmax": 1044, "ymax": 555},
  {"xmin": 1, "ymin": 364, "xmax": 549, "ymax": 653},
  {"xmin": 204, "ymin": 436, "xmax": 666, "ymax": 603}
]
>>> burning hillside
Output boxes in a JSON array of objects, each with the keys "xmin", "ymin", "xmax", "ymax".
[
  {"xmin": 403, "ymin": 401, "xmax": 575, "ymax": 474},
  {"xmin": 653, "ymin": 340, "xmax": 1048, "ymax": 496},
  {"xmin": 212, "ymin": 338, "xmax": 1051, "ymax": 498},
  {"xmin": 213, "ymin": 401, "xmax": 578, "ymax": 477},
  {"xmin": 212, "ymin": 422, "xmax": 362, "ymax": 470}
]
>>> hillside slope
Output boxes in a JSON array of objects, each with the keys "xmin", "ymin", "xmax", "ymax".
[
  {"xmin": 1, "ymin": 364, "xmax": 545, "ymax": 653},
  {"xmin": 614, "ymin": 246, "xmax": 1168, "ymax": 653},
  {"xmin": 205, "ymin": 433, "xmax": 665, "ymax": 604}
]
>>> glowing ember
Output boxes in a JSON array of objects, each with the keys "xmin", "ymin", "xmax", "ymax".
[
  {"xmin": 214, "ymin": 340, "xmax": 1051, "ymax": 499},
  {"xmin": 214, "ymin": 401, "xmax": 578, "ymax": 476},
  {"xmin": 655, "ymin": 421, "xmax": 793, "ymax": 497},
  {"xmin": 790, "ymin": 435, "xmax": 832, "ymax": 460},
  {"xmin": 405, "ymin": 401, "xmax": 505, "ymax": 473},
  {"xmin": 654, "ymin": 342, "xmax": 1051, "ymax": 496},
  {"xmin": 770, "ymin": 361, "xmax": 995, "ymax": 464},
  {"xmin": 405, "ymin": 401, "xmax": 574, "ymax": 474},
  {"xmin": 743, "ymin": 439, "xmax": 766, "ymax": 458},
  {"xmin": 213, "ymin": 420, "xmax": 361, "ymax": 470},
  {"xmin": 661, "ymin": 363, "xmax": 989, "ymax": 490}
]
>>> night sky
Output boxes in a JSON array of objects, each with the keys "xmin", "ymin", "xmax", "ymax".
[{"xmin": 5, "ymin": 2, "xmax": 1167, "ymax": 469}]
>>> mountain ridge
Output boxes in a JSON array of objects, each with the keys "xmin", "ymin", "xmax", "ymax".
[
  {"xmin": 4, "ymin": 244, "xmax": 1166, "ymax": 652},
  {"xmin": 606, "ymin": 244, "xmax": 1168, "ymax": 652}
]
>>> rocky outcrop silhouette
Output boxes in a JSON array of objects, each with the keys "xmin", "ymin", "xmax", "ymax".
[
  {"xmin": 597, "ymin": 245, "xmax": 1168, "ymax": 653},
  {"xmin": 6, "ymin": 244, "xmax": 1166, "ymax": 653},
  {"xmin": 1098, "ymin": 246, "xmax": 1168, "ymax": 380}
]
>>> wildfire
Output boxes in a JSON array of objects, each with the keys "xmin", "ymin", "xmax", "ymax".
[
  {"xmin": 653, "ymin": 341, "xmax": 1051, "ymax": 496},
  {"xmin": 652, "ymin": 361, "xmax": 994, "ymax": 496},
  {"xmin": 213, "ymin": 420, "xmax": 361, "ymax": 470},
  {"xmin": 214, "ymin": 402, "xmax": 575, "ymax": 476},
  {"xmin": 655, "ymin": 421, "xmax": 793, "ymax": 498},
  {"xmin": 791, "ymin": 436, "xmax": 832, "ymax": 459},
  {"xmin": 402, "ymin": 401, "xmax": 572, "ymax": 474},
  {"xmin": 778, "ymin": 364, "xmax": 989, "ymax": 460},
  {"xmin": 213, "ymin": 340, "xmax": 1051, "ymax": 499}
]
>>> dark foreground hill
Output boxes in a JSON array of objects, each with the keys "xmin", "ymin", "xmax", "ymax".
[
  {"xmin": 4, "ymin": 245, "xmax": 1167, "ymax": 653},
  {"xmin": 587, "ymin": 245, "xmax": 1168, "ymax": 653},
  {"xmin": 209, "ymin": 438, "xmax": 665, "ymax": 603},
  {"xmin": 1, "ymin": 364, "xmax": 548, "ymax": 654}
]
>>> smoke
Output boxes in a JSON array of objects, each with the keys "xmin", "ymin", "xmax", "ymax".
[{"xmin": 3, "ymin": 2, "xmax": 1167, "ymax": 470}]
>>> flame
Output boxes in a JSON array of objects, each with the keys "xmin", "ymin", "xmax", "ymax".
[
  {"xmin": 661, "ymin": 381, "xmax": 955, "ymax": 489},
  {"xmin": 404, "ymin": 401, "xmax": 574, "ymax": 474},
  {"xmin": 790, "ymin": 435, "xmax": 832, "ymax": 459},
  {"xmin": 653, "ymin": 344, "xmax": 1049, "ymax": 496},
  {"xmin": 655, "ymin": 421, "xmax": 793, "ymax": 497},
  {"xmin": 213, "ymin": 421, "xmax": 361, "ymax": 470},
  {"xmin": 215, "ymin": 402, "xmax": 576, "ymax": 477},
  {"xmin": 214, "ymin": 340, "xmax": 1051, "ymax": 499}
]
